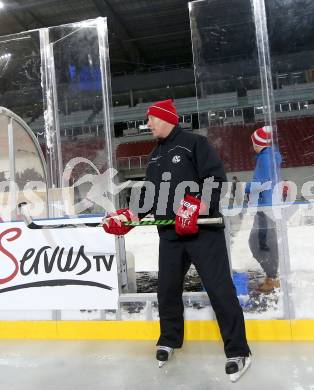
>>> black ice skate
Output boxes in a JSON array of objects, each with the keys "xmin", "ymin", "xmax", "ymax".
[
  {"xmin": 225, "ymin": 355, "xmax": 251, "ymax": 382},
  {"xmin": 156, "ymin": 346, "xmax": 174, "ymax": 368}
]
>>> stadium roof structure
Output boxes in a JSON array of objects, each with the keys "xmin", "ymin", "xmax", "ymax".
[{"xmin": 0, "ymin": 0, "xmax": 193, "ymax": 75}]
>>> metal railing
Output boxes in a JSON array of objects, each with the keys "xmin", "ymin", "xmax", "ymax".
[{"xmin": 117, "ymin": 155, "xmax": 149, "ymax": 170}]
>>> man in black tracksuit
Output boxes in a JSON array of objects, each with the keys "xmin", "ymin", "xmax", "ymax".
[{"xmin": 104, "ymin": 99, "xmax": 251, "ymax": 381}]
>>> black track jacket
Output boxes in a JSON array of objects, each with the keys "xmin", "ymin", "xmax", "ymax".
[{"xmin": 137, "ymin": 125, "xmax": 227, "ymax": 239}]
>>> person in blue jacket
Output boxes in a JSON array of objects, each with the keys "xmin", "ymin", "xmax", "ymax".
[{"xmin": 245, "ymin": 126, "xmax": 282, "ymax": 293}]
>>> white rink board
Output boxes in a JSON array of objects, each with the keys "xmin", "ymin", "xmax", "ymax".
[{"xmin": 0, "ymin": 220, "xmax": 119, "ymax": 310}]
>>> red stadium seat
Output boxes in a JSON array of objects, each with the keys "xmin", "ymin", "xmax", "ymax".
[
  {"xmin": 116, "ymin": 140, "xmax": 157, "ymax": 158},
  {"xmin": 207, "ymin": 117, "xmax": 314, "ymax": 172}
]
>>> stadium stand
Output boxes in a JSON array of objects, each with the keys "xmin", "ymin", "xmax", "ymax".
[
  {"xmin": 277, "ymin": 117, "xmax": 314, "ymax": 168},
  {"xmin": 206, "ymin": 117, "xmax": 314, "ymax": 172},
  {"xmin": 31, "ymin": 89, "xmax": 314, "ymax": 174},
  {"xmin": 116, "ymin": 140, "xmax": 157, "ymax": 158}
]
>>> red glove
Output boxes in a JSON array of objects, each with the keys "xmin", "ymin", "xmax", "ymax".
[
  {"xmin": 102, "ymin": 208, "xmax": 137, "ymax": 236},
  {"xmin": 175, "ymin": 195, "xmax": 202, "ymax": 235}
]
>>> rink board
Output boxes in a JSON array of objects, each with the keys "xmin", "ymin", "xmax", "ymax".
[
  {"xmin": 0, "ymin": 320, "xmax": 313, "ymax": 341},
  {"xmin": 0, "ymin": 220, "xmax": 119, "ymax": 310}
]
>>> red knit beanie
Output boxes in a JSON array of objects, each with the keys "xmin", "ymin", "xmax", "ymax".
[
  {"xmin": 251, "ymin": 126, "xmax": 272, "ymax": 147},
  {"xmin": 146, "ymin": 99, "xmax": 179, "ymax": 125}
]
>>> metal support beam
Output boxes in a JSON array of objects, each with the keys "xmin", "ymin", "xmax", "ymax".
[
  {"xmin": 26, "ymin": 9, "xmax": 46, "ymax": 27},
  {"xmin": 92, "ymin": 0, "xmax": 143, "ymax": 67},
  {"xmin": 7, "ymin": 0, "xmax": 46, "ymax": 31}
]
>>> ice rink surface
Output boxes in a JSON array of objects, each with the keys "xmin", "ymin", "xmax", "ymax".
[{"xmin": 0, "ymin": 340, "xmax": 313, "ymax": 390}]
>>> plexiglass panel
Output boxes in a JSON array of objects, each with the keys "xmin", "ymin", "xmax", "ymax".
[
  {"xmin": 189, "ymin": 0, "xmax": 259, "ymax": 128},
  {"xmin": 13, "ymin": 121, "xmax": 45, "ymax": 184},
  {"xmin": 264, "ymin": 1, "xmax": 314, "ymax": 196},
  {"xmin": 0, "ymin": 113, "xmax": 10, "ymax": 221},
  {"xmin": 0, "ymin": 19, "xmax": 118, "ymax": 318},
  {"xmin": 0, "ymin": 108, "xmax": 47, "ymax": 221},
  {"xmin": 0, "ymin": 114, "xmax": 9, "ymax": 181},
  {"xmin": 0, "ymin": 19, "xmax": 113, "ymax": 220},
  {"xmin": 189, "ymin": 0, "xmax": 287, "ymax": 318},
  {"xmin": 42, "ymin": 19, "xmax": 113, "ymax": 217},
  {"xmin": 0, "ymin": 31, "xmax": 46, "ymax": 221},
  {"xmin": 13, "ymin": 118, "xmax": 47, "ymax": 219},
  {"xmin": 265, "ymin": 0, "xmax": 314, "ymax": 320},
  {"xmin": 0, "ymin": 31, "xmax": 42, "ymax": 125},
  {"xmin": 285, "ymin": 204, "xmax": 314, "ymax": 319},
  {"xmin": 46, "ymin": 23, "xmax": 111, "ymax": 216}
]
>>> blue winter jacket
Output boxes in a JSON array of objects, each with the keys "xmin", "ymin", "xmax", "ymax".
[{"xmin": 245, "ymin": 147, "xmax": 282, "ymax": 206}]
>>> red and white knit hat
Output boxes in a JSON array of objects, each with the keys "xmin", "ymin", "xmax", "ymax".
[
  {"xmin": 251, "ymin": 126, "xmax": 272, "ymax": 147},
  {"xmin": 146, "ymin": 99, "xmax": 179, "ymax": 125}
]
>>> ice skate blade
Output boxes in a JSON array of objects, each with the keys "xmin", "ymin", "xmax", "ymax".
[
  {"xmin": 228, "ymin": 357, "xmax": 251, "ymax": 383},
  {"xmin": 158, "ymin": 360, "xmax": 167, "ymax": 368},
  {"xmin": 157, "ymin": 348, "xmax": 173, "ymax": 368}
]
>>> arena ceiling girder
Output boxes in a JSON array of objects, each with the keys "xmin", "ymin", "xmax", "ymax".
[{"xmin": 0, "ymin": 0, "xmax": 193, "ymax": 74}]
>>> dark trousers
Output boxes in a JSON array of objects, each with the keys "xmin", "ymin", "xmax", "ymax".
[
  {"xmin": 157, "ymin": 230, "xmax": 250, "ymax": 358},
  {"xmin": 249, "ymin": 211, "xmax": 279, "ymax": 278}
]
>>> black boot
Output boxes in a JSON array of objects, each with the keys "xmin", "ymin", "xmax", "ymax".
[
  {"xmin": 156, "ymin": 346, "xmax": 174, "ymax": 367},
  {"xmin": 225, "ymin": 355, "xmax": 252, "ymax": 382}
]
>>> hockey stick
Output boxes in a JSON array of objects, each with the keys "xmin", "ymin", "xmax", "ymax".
[
  {"xmin": 18, "ymin": 202, "xmax": 224, "ymax": 230},
  {"xmin": 123, "ymin": 218, "xmax": 224, "ymax": 227},
  {"xmin": 18, "ymin": 202, "xmax": 101, "ymax": 230}
]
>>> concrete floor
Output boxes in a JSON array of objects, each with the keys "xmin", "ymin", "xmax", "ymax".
[{"xmin": 0, "ymin": 340, "xmax": 313, "ymax": 390}]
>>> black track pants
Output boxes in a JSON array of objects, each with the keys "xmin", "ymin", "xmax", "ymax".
[
  {"xmin": 156, "ymin": 230, "xmax": 250, "ymax": 358},
  {"xmin": 249, "ymin": 211, "xmax": 279, "ymax": 278}
]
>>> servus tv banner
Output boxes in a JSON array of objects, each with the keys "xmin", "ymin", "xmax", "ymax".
[{"xmin": 0, "ymin": 219, "xmax": 119, "ymax": 310}]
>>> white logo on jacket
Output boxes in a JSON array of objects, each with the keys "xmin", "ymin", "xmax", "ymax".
[{"xmin": 172, "ymin": 155, "xmax": 181, "ymax": 164}]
